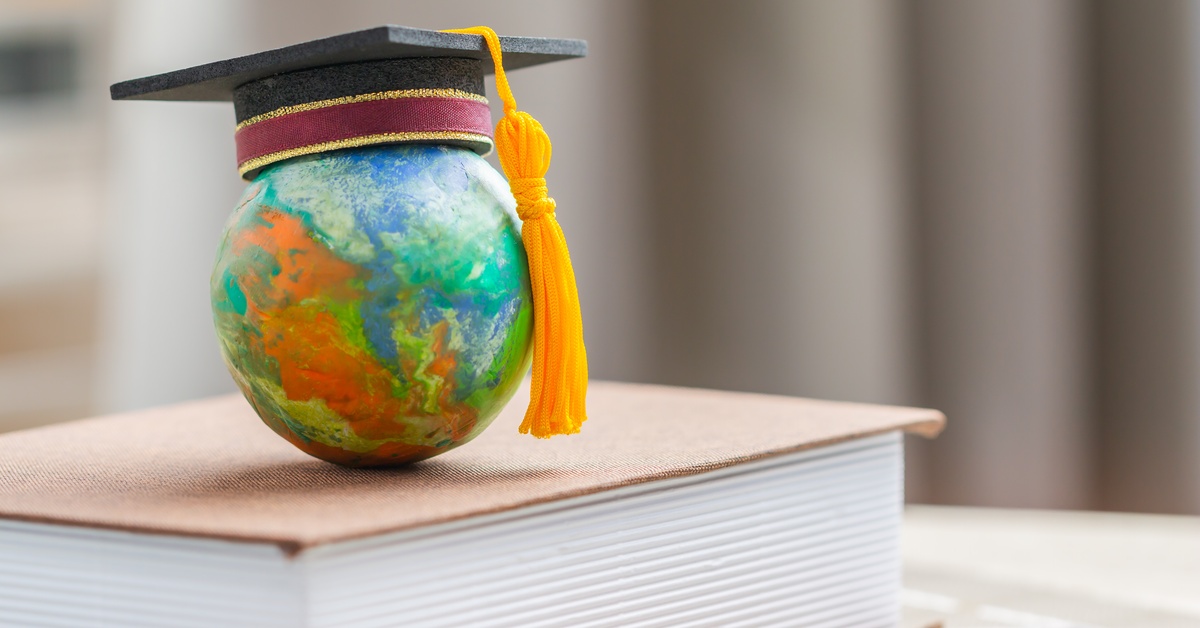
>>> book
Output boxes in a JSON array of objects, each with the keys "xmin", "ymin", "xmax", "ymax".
[{"xmin": 0, "ymin": 381, "xmax": 942, "ymax": 627}]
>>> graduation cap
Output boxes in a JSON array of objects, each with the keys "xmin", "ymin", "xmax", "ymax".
[
  {"xmin": 110, "ymin": 26, "xmax": 590, "ymax": 453},
  {"xmin": 110, "ymin": 25, "xmax": 586, "ymax": 178}
]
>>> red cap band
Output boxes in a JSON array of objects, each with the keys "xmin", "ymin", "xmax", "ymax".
[{"xmin": 234, "ymin": 89, "xmax": 493, "ymax": 178}]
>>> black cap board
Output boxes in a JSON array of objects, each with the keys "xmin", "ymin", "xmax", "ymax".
[
  {"xmin": 110, "ymin": 25, "xmax": 586, "ymax": 177},
  {"xmin": 109, "ymin": 25, "xmax": 587, "ymax": 104}
]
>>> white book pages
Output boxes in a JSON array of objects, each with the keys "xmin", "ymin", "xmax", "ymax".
[{"xmin": 0, "ymin": 432, "xmax": 903, "ymax": 628}]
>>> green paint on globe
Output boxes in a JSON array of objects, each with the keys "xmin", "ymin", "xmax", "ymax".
[{"xmin": 211, "ymin": 144, "xmax": 533, "ymax": 466}]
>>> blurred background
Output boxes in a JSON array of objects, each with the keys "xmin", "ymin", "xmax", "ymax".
[{"xmin": 0, "ymin": 0, "xmax": 1197, "ymax": 515}]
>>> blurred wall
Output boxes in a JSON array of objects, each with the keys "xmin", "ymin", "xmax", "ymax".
[
  {"xmin": 99, "ymin": 0, "xmax": 247, "ymax": 411},
  {"xmin": 640, "ymin": 0, "xmax": 1200, "ymax": 513},
  {"xmin": 644, "ymin": 0, "xmax": 914, "ymax": 407},
  {"xmin": 0, "ymin": 1, "xmax": 104, "ymax": 430},
  {"xmin": 908, "ymin": 0, "xmax": 1093, "ymax": 508},
  {"xmin": 1093, "ymin": 0, "xmax": 1200, "ymax": 513}
]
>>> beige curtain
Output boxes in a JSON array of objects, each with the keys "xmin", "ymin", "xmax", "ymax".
[
  {"xmin": 906, "ymin": 0, "xmax": 1093, "ymax": 508},
  {"xmin": 639, "ymin": 0, "xmax": 1200, "ymax": 513},
  {"xmin": 1092, "ymin": 0, "xmax": 1200, "ymax": 513}
]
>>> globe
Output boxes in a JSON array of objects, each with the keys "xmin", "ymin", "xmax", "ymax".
[{"xmin": 211, "ymin": 144, "xmax": 533, "ymax": 466}]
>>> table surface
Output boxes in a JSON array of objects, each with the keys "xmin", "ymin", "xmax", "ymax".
[{"xmin": 902, "ymin": 505, "xmax": 1200, "ymax": 627}]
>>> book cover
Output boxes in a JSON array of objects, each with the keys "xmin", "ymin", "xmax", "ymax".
[{"xmin": 0, "ymin": 381, "xmax": 943, "ymax": 626}]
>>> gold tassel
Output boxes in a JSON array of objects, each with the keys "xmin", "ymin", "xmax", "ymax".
[{"xmin": 444, "ymin": 26, "xmax": 589, "ymax": 437}]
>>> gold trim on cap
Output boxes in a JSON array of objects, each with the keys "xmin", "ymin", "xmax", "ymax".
[
  {"xmin": 236, "ymin": 88, "xmax": 489, "ymax": 130},
  {"xmin": 237, "ymin": 131, "xmax": 494, "ymax": 177}
]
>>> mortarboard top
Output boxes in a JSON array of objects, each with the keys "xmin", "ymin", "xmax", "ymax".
[
  {"xmin": 109, "ymin": 25, "xmax": 586, "ymax": 103},
  {"xmin": 109, "ymin": 25, "xmax": 587, "ymax": 178}
]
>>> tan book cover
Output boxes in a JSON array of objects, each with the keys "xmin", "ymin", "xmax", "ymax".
[{"xmin": 0, "ymin": 381, "xmax": 943, "ymax": 553}]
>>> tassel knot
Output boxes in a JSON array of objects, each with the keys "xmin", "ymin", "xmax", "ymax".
[
  {"xmin": 511, "ymin": 177, "xmax": 556, "ymax": 220},
  {"xmin": 444, "ymin": 26, "xmax": 589, "ymax": 438}
]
